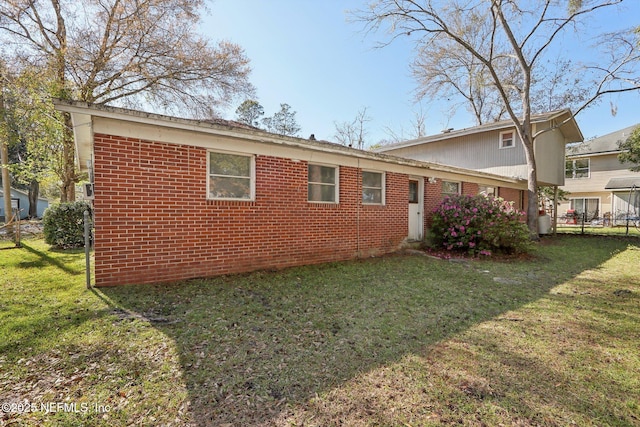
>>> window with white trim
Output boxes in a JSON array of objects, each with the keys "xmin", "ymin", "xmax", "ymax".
[
  {"xmin": 500, "ymin": 130, "xmax": 515, "ymax": 149},
  {"xmin": 565, "ymin": 158, "xmax": 590, "ymax": 179},
  {"xmin": 570, "ymin": 197, "xmax": 599, "ymax": 220},
  {"xmin": 208, "ymin": 151, "xmax": 254, "ymax": 200},
  {"xmin": 362, "ymin": 171, "xmax": 385, "ymax": 205},
  {"xmin": 479, "ymin": 186, "xmax": 496, "ymax": 196},
  {"xmin": 442, "ymin": 181, "xmax": 460, "ymax": 196},
  {"xmin": 308, "ymin": 164, "xmax": 338, "ymax": 203}
]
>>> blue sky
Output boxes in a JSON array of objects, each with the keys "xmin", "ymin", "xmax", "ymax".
[{"xmin": 203, "ymin": 1, "xmax": 640, "ymax": 145}]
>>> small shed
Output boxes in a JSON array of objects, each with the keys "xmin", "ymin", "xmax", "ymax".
[{"xmin": 0, "ymin": 188, "xmax": 49, "ymax": 220}]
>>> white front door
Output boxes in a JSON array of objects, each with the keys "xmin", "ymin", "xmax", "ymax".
[{"xmin": 408, "ymin": 177, "xmax": 424, "ymax": 241}]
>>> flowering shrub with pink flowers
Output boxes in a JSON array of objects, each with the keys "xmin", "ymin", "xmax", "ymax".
[{"xmin": 431, "ymin": 194, "xmax": 531, "ymax": 256}]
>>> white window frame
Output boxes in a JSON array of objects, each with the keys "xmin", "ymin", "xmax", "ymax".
[
  {"xmin": 570, "ymin": 197, "xmax": 600, "ymax": 219},
  {"xmin": 442, "ymin": 181, "xmax": 461, "ymax": 196},
  {"xmin": 362, "ymin": 170, "xmax": 385, "ymax": 205},
  {"xmin": 308, "ymin": 163, "xmax": 339, "ymax": 203},
  {"xmin": 479, "ymin": 186, "xmax": 496, "ymax": 196},
  {"xmin": 207, "ymin": 150, "xmax": 255, "ymax": 201},
  {"xmin": 565, "ymin": 158, "xmax": 590, "ymax": 179},
  {"xmin": 499, "ymin": 130, "xmax": 515, "ymax": 149}
]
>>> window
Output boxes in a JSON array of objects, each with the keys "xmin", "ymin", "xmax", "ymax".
[
  {"xmin": 362, "ymin": 171, "xmax": 384, "ymax": 205},
  {"xmin": 442, "ymin": 181, "xmax": 460, "ymax": 196},
  {"xmin": 570, "ymin": 198, "xmax": 599, "ymax": 220},
  {"xmin": 500, "ymin": 130, "xmax": 515, "ymax": 149},
  {"xmin": 409, "ymin": 180, "xmax": 419, "ymax": 204},
  {"xmin": 565, "ymin": 158, "xmax": 590, "ymax": 179},
  {"xmin": 208, "ymin": 151, "xmax": 254, "ymax": 200},
  {"xmin": 308, "ymin": 164, "xmax": 338, "ymax": 203},
  {"xmin": 479, "ymin": 186, "xmax": 495, "ymax": 196}
]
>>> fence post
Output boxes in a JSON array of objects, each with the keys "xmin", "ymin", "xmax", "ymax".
[{"xmin": 581, "ymin": 211, "xmax": 586, "ymax": 235}]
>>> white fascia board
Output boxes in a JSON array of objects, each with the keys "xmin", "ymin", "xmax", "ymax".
[
  {"xmin": 58, "ymin": 101, "xmax": 525, "ymax": 188},
  {"xmin": 380, "ymin": 109, "xmax": 580, "ymax": 152},
  {"xmin": 566, "ymin": 151, "xmax": 622, "ymax": 159}
]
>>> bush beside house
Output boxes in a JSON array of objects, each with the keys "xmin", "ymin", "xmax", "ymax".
[
  {"xmin": 43, "ymin": 201, "xmax": 92, "ymax": 249},
  {"xmin": 431, "ymin": 194, "xmax": 531, "ymax": 256}
]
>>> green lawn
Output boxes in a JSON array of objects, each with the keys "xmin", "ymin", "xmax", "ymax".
[
  {"xmin": 556, "ymin": 224, "xmax": 640, "ymax": 237},
  {"xmin": 1, "ymin": 236, "xmax": 639, "ymax": 426}
]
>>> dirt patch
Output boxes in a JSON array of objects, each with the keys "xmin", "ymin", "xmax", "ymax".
[{"xmin": 0, "ymin": 220, "xmax": 44, "ymax": 237}]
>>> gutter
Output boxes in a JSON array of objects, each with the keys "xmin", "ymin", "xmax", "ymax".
[{"xmin": 53, "ymin": 99, "xmax": 526, "ymax": 187}]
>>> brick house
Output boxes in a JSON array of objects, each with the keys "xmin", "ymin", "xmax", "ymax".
[{"xmin": 56, "ymin": 101, "xmax": 528, "ymax": 286}]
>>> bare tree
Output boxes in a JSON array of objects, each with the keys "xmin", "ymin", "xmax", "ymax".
[
  {"xmin": 355, "ymin": 0, "xmax": 640, "ymax": 234},
  {"xmin": 382, "ymin": 108, "xmax": 429, "ymax": 144},
  {"xmin": 334, "ymin": 107, "xmax": 372, "ymax": 149},
  {"xmin": 411, "ymin": 15, "xmax": 512, "ymax": 125},
  {"xmin": 0, "ymin": 0, "xmax": 254, "ymax": 201}
]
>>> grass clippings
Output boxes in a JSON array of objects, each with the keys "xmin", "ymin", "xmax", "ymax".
[{"xmin": 0, "ymin": 235, "xmax": 638, "ymax": 426}]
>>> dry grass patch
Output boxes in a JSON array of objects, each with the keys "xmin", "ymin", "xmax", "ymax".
[
  {"xmin": 276, "ymin": 242, "xmax": 640, "ymax": 427},
  {"xmin": 1, "ymin": 236, "xmax": 638, "ymax": 426}
]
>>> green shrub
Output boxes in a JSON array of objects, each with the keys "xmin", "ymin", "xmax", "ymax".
[
  {"xmin": 43, "ymin": 201, "xmax": 93, "ymax": 249},
  {"xmin": 431, "ymin": 194, "xmax": 532, "ymax": 256}
]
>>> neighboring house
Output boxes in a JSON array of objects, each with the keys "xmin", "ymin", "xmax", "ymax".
[
  {"xmin": 376, "ymin": 110, "xmax": 583, "ymax": 190},
  {"xmin": 0, "ymin": 187, "xmax": 49, "ymax": 221},
  {"xmin": 56, "ymin": 100, "xmax": 529, "ymax": 287},
  {"xmin": 559, "ymin": 124, "xmax": 640, "ymax": 225}
]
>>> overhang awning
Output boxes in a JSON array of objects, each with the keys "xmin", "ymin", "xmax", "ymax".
[{"xmin": 605, "ymin": 177, "xmax": 640, "ymax": 190}]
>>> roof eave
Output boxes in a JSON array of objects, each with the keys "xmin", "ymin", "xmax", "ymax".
[
  {"xmin": 53, "ymin": 100, "xmax": 525, "ymax": 186},
  {"xmin": 377, "ymin": 109, "xmax": 583, "ymax": 152}
]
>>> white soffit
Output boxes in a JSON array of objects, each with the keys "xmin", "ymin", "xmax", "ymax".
[{"xmin": 58, "ymin": 101, "xmax": 526, "ymax": 188}]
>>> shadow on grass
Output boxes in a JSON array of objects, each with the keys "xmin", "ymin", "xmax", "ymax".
[
  {"xmin": 19, "ymin": 241, "xmax": 83, "ymax": 275},
  {"xmin": 101, "ymin": 236, "xmax": 635, "ymax": 426},
  {"xmin": 0, "ymin": 304, "xmax": 110, "ymax": 357}
]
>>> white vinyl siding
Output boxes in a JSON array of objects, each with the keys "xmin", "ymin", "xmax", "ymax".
[{"xmin": 380, "ymin": 130, "xmax": 528, "ymax": 181}]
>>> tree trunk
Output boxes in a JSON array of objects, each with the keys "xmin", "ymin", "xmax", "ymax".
[
  {"xmin": 1, "ymin": 140, "xmax": 15, "ymax": 240},
  {"xmin": 51, "ymin": 2, "xmax": 76, "ymax": 202},
  {"xmin": 28, "ymin": 180, "xmax": 39, "ymax": 218},
  {"xmin": 521, "ymin": 137, "xmax": 540, "ymax": 237},
  {"xmin": 1, "ymin": 78, "xmax": 15, "ymax": 240},
  {"xmin": 59, "ymin": 112, "xmax": 76, "ymax": 202}
]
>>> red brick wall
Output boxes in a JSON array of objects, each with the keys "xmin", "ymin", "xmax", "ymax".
[
  {"xmin": 423, "ymin": 180, "xmax": 480, "ymax": 228},
  {"xmin": 461, "ymin": 182, "xmax": 480, "ymax": 197},
  {"xmin": 92, "ymin": 134, "xmax": 409, "ymax": 286},
  {"xmin": 498, "ymin": 187, "xmax": 528, "ymax": 213},
  {"xmin": 424, "ymin": 180, "xmax": 442, "ymax": 228},
  {"xmin": 423, "ymin": 181, "xmax": 528, "ymax": 228}
]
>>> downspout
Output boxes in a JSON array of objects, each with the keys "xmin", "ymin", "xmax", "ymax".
[
  {"xmin": 552, "ymin": 186, "xmax": 558, "ymax": 235},
  {"xmin": 357, "ymin": 159, "xmax": 361, "ymax": 258}
]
